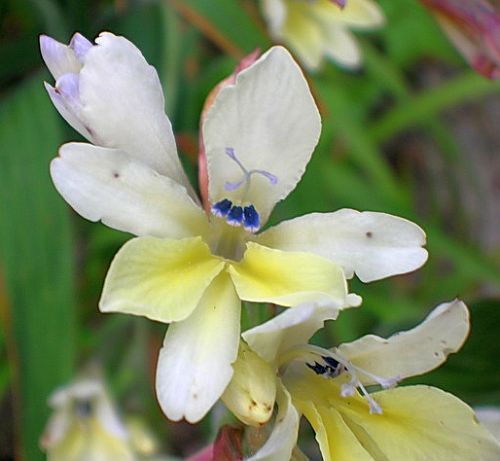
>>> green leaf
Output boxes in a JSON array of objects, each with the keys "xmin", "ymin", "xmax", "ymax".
[
  {"xmin": 0, "ymin": 75, "xmax": 76, "ymax": 461},
  {"xmin": 169, "ymin": 0, "xmax": 270, "ymax": 56}
]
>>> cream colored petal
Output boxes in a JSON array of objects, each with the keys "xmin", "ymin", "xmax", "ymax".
[
  {"xmin": 222, "ymin": 342, "xmax": 277, "ymax": 426},
  {"xmin": 255, "ymin": 209, "xmax": 428, "ymax": 282},
  {"xmin": 298, "ymin": 401, "xmax": 374, "ymax": 461},
  {"xmin": 51, "ymin": 143, "xmax": 208, "ymax": 238},
  {"xmin": 100, "ymin": 237, "xmax": 225, "ymax": 323},
  {"xmin": 229, "ymin": 242, "xmax": 348, "ymax": 307},
  {"xmin": 243, "ymin": 301, "xmax": 340, "ymax": 364},
  {"xmin": 476, "ymin": 407, "xmax": 500, "ymax": 441},
  {"xmin": 40, "ymin": 35, "xmax": 81, "ymax": 80},
  {"xmin": 336, "ymin": 300, "xmax": 469, "ymax": 385},
  {"xmin": 203, "ymin": 46, "xmax": 321, "ymax": 224},
  {"xmin": 287, "ymin": 372, "xmax": 500, "ymax": 461},
  {"xmin": 247, "ymin": 383, "xmax": 299, "ymax": 461},
  {"xmin": 156, "ymin": 273, "xmax": 240, "ymax": 422},
  {"xmin": 322, "ymin": 27, "xmax": 362, "ymax": 69},
  {"xmin": 280, "ymin": 7, "xmax": 325, "ymax": 71},
  {"xmin": 260, "ymin": 0, "xmax": 287, "ymax": 37},
  {"xmin": 311, "ymin": 0, "xmax": 385, "ymax": 29},
  {"xmin": 336, "ymin": 386, "xmax": 500, "ymax": 461},
  {"xmin": 78, "ymin": 32, "xmax": 191, "ymax": 190}
]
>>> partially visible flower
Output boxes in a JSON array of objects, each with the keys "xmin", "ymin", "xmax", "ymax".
[
  {"xmin": 40, "ymin": 376, "xmax": 136, "ymax": 461},
  {"xmin": 230, "ymin": 300, "xmax": 500, "ymax": 460},
  {"xmin": 260, "ymin": 0, "xmax": 385, "ymax": 70},
  {"xmin": 420, "ymin": 0, "xmax": 500, "ymax": 79},
  {"xmin": 40, "ymin": 32, "xmax": 426, "ymax": 423},
  {"xmin": 476, "ymin": 407, "xmax": 500, "ymax": 441}
]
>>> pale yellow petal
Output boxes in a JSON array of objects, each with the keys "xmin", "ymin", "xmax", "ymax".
[
  {"xmin": 222, "ymin": 342, "xmax": 277, "ymax": 427},
  {"xmin": 100, "ymin": 236, "xmax": 225, "ymax": 323},
  {"xmin": 337, "ymin": 386, "xmax": 500, "ymax": 461},
  {"xmin": 229, "ymin": 242, "xmax": 348, "ymax": 307},
  {"xmin": 304, "ymin": 400, "xmax": 374, "ymax": 461},
  {"xmin": 337, "ymin": 300, "xmax": 470, "ymax": 385},
  {"xmin": 311, "ymin": 0, "xmax": 385, "ymax": 29},
  {"xmin": 286, "ymin": 370, "xmax": 500, "ymax": 460},
  {"xmin": 156, "ymin": 272, "xmax": 240, "ymax": 422}
]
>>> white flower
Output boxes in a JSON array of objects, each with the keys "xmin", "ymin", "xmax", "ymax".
[
  {"xmin": 40, "ymin": 376, "xmax": 136, "ymax": 461},
  {"xmin": 261, "ymin": 0, "xmax": 385, "ymax": 70},
  {"xmin": 40, "ymin": 32, "xmax": 426, "ymax": 422},
  {"xmin": 236, "ymin": 300, "xmax": 500, "ymax": 460}
]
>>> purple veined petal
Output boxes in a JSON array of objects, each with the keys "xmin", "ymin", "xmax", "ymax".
[
  {"xmin": 39, "ymin": 35, "xmax": 81, "ymax": 80},
  {"xmin": 69, "ymin": 33, "xmax": 94, "ymax": 63},
  {"xmin": 44, "ymin": 81, "xmax": 94, "ymax": 141}
]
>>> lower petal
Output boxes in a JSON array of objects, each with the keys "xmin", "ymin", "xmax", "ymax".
[
  {"xmin": 100, "ymin": 236, "xmax": 225, "ymax": 323},
  {"xmin": 336, "ymin": 386, "xmax": 500, "ymax": 461},
  {"xmin": 299, "ymin": 400, "xmax": 374, "ymax": 461},
  {"xmin": 155, "ymin": 272, "xmax": 240, "ymax": 422},
  {"xmin": 229, "ymin": 242, "xmax": 349, "ymax": 307},
  {"xmin": 247, "ymin": 382, "xmax": 300, "ymax": 461},
  {"xmin": 323, "ymin": 27, "xmax": 362, "ymax": 69}
]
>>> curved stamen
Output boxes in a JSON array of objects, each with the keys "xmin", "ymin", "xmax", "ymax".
[{"xmin": 280, "ymin": 344, "xmax": 399, "ymax": 415}]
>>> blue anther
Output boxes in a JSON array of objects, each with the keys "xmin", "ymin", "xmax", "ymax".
[
  {"xmin": 307, "ymin": 361, "xmax": 328, "ymax": 376},
  {"xmin": 243, "ymin": 205, "xmax": 260, "ymax": 233},
  {"xmin": 322, "ymin": 356, "xmax": 340, "ymax": 369},
  {"xmin": 227, "ymin": 205, "xmax": 244, "ymax": 227},
  {"xmin": 211, "ymin": 198, "xmax": 233, "ymax": 217}
]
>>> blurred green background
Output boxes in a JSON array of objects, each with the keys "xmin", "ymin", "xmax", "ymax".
[{"xmin": 1, "ymin": 0, "xmax": 500, "ymax": 460}]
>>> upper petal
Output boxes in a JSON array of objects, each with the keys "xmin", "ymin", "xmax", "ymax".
[
  {"xmin": 156, "ymin": 272, "xmax": 240, "ymax": 422},
  {"xmin": 336, "ymin": 299, "xmax": 470, "ymax": 384},
  {"xmin": 203, "ymin": 46, "xmax": 321, "ymax": 225},
  {"xmin": 40, "ymin": 35, "xmax": 82, "ymax": 80},
  {"xmin": 247, "ymin": 383, "xmax": 300, "ymax": 461},
  {"xmin": 243, "ymin": 301, "xmax": 340, "ymax": 364},
  {"xmin": 311, "ymin": 0, "xmax": 385, "ymax": 29},
  {"xmin": 51, "ymin": 143, "xmax": 208, "ymax": 238},
  {"xmin": 77, "ymin": 33, "xmax": 190, "ymax": 188},
  {"xmin": 229, "ymin": 242, "xmax": 350, "ymax": 308},
  {"xmin": 99, "ymin": 236, "xmax": 226, "ymax": 323},
  {"xmin": 255, "ymin": 209, "xmax": 428, "ymax": 282}
]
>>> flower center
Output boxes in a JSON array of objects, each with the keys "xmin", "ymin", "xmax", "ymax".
[
  {"xmin": 211, "ymin": 148, "xmax": 278, "ymax": 233},
  {"xmin": 281, "ymin": 345, "xmax": 399, "ymax": 414}
]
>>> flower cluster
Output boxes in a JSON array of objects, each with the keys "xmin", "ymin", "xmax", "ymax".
[{"xmin": 40, "ymin": 28, "xmax": 500, "ymax": 461}]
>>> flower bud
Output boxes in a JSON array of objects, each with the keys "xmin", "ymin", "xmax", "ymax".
[{"xmin": 222, "ymin": 342, "xmax": 276, "ymax": 426}]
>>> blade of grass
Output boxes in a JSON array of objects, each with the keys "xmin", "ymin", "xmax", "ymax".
[
  {"xmin": 369, "ymin": 72, "xmax": 500, "ymax": 144},
  {"xmin": 168, "ymin": 0, "xmax": 270, "ymax": 57},
  {"xmin": 0, "ymin": 75, "xmax": 76, "ymax": 461}
]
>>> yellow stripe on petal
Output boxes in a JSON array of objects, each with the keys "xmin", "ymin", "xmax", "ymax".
[
  {"xmin": 292, "ymin": 373, "xmax": 500, "ymax": 461},
  {"xmin": 229, "ymin": 242, "xmax": 348, "ymax": 307},
  {"xmin": 100, "ymin": 236, "xmax": 225, "ymax": 323},
  {"xmin": 298, "ymin": 400, "xmax": 374, "ymax": 461}
]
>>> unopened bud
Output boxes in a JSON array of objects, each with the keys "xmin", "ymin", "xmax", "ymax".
[{"xmin": 222, "ymin": 342, "xmax": 276, "ymax": 426}]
